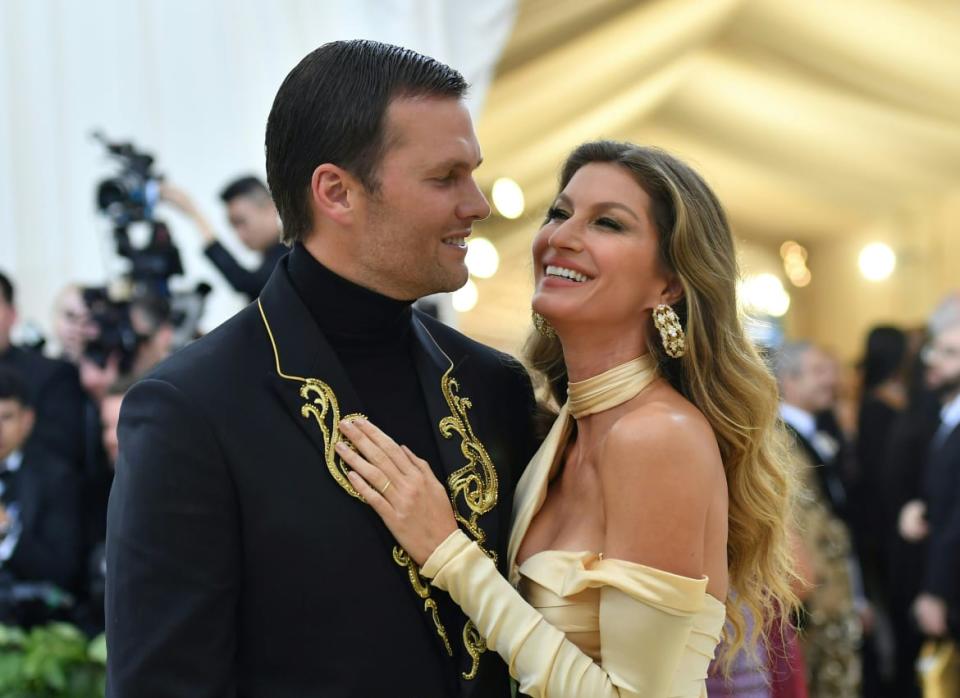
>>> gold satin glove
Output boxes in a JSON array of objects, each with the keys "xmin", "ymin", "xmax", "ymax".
[{"xmin": 421, "ymin": 529, "xmax": 720, "ymax": 698}]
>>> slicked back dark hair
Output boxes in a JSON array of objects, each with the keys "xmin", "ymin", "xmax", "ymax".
[
  {"xmin": 265, "ymin": 40, "xmax": 468, "ymax": 244},
  {"xmin": 219, "ymin": 175, "xmax": 270, "ymax": 205}
]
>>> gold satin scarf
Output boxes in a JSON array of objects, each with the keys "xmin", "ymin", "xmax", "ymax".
[
  {"xmin": 508, "ymin": 354, "xmax": 659, "ymax": 580},
  {"xmin": 567, "ymin": 354, "xmax": 659, "ymax": 419}
]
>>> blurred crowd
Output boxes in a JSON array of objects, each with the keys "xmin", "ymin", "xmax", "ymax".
[
  {"xmin": 709, "ymin": 293, "xmax": 960, "ymax": 697},
  {"xmin": 0, "ymin": 174, "xmax": 283, "ymax": 636},
  {"xmin": 1, "ymin": 170, "xmax": 958, "ymax": 697}
]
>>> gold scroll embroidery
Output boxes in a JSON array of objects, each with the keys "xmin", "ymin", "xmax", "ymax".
[
  {"xmin": 258, "ymin": 301, "xmax": 453, "ymax": 655},
  {"xmin": 438, "ymin": 367, "xmax": 498, "ymax": 679},
  {"xmin": 260, "ymin": 302, "xmax": 500, "ymax": 679},
  {"xmin": 393, "ymin": 547, "xmax": 453, "ymax": 655},
  {"xmin": 440, "ymin": 371, "xmax": 499, "ymax": 562}
]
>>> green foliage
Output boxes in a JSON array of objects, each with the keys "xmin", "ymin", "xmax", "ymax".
[{"xmin": 0, "ymin": 624, "xmax": 105, "ymax": 697}]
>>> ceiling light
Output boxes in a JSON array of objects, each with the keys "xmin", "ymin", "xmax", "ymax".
[
  {"xmin": 858, "ymin": 242, "xmax": 896, "ymax": 282},
  {"xmin": 451, "ymin": 279, "xmax": 479, "ymax": 313},
  {"xmin": 465, "ymin": 237, "xmax": 499, "ymax": 279},
  {"xmin": 491, "ymin": 178, "xmax": 524, "ymax": 219},
  {"xmin": 740, "ymin": 273, "xmax": 791, "ymax": 318}
]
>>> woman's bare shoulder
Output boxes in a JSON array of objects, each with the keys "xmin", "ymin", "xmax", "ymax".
[{"xmin": 597, "ymin": 396, "xmax": 724, "ymax": 573}]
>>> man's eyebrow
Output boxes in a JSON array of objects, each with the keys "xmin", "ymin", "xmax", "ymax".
[{"xmin": 431, "ymin": 156, "xmax": 483, "ymax": 171}]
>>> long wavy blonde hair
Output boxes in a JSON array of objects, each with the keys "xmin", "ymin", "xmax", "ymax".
[{"xmin": 525, "ymin": 141, "xmax": 800, "ymax": 665}]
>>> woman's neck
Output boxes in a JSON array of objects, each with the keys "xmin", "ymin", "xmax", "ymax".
[{"xmin": 560, "ymin": 330, "xmax": 649, "ymax": 383}]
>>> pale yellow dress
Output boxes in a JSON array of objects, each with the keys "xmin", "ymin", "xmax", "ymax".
[{"xmin": 421, "ymin": 357, "xmax": 726, "ymax": 698}]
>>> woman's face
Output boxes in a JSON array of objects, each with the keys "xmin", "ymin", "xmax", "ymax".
[{"xmin": 531, "ymin": 162, "xmax": 675, "ymax": 338}]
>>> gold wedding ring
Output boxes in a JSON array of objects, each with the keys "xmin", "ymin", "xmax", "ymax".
[{"xmin": 379, "ymin": 479, "xmax": 392, "ymax": 495}]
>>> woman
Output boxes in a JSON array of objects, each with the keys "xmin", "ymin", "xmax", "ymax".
[{"xmin": 336, "ymin": 141, "xmax": 798, "ymax": 697}]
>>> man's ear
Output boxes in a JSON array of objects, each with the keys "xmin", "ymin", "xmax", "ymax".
[{"xmin": 310, "ymin": 164, "xmax": 359, "ymax": 227}]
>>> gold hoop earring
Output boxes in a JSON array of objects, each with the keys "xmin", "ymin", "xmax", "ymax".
[
  {"xmin": 653, "ymin": 304, "xmax": 685, "ymax": 358},
  {"xmin": 532, "ymin": 311, "xmax": 556, "ymax": 338}
]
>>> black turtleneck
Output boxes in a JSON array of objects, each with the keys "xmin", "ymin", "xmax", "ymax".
[{"xmin": 287, "ymin": 243, "xmax": 443, "ymax": 475}]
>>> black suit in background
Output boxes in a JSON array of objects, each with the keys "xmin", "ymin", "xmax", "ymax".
[
  {"xmin": 204, "ymin": 240, "xmax": 286, "ymax": 301},
  {"xmin": 920, "ymin": 419, "xmax": 960, "ymax": 639},
  {"xmin": 106, "ymin": 252, "xmax": 539, "ymax": 698},
  {"xmin": 881, "ymin": 397, "xmax": 940, "ymax": 698},
  {"xmin": 0, "ymin": 441, "xmax": 85, "ymax": 625},
  {"xmin": 0, "ymin": 346, "xmax": 84, "ymax": 466}
]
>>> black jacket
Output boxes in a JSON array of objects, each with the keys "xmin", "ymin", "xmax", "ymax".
[
  {"xmin": 0, "ymin": 346, "xmax": 84, "ymax": 466},
  {"xmin": 1, "ymin": 441, "xmax": 84, "ymax": 594},
  {"xmin": 921, "ymin": 420, "xmax": 960, "ymax": 636},
  {"xmin": 106, "ymin": 259, "xmax": 538, "ymax": 697}
]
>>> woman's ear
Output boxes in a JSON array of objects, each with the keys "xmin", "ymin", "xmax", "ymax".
[
  {"xmin": 661, "ymin": 274, "xmax": 685, "ymax": 307},
  {"xmin": 310, "ymin": 163, "xmax": 357, "ymax": 227}
]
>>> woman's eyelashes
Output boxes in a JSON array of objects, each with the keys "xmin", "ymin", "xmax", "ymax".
[
  {"xmin": 595, "ymin": 216, "xmax": 624, "ymax": 231},
  {"xmin": 544, "ymin": 206, "xmax": 624, "ymax": 232},
  {"xmin": 545, "ymin": 205, "xmax": 570, "ymax": 223}
]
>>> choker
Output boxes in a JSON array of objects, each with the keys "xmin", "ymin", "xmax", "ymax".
[{"xmin": 567, "ymin": 354, "xmax": 658, "ymax": 420}]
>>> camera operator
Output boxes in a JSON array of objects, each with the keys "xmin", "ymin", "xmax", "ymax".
[
  {"xmin": 128, "ymin": 294, "xmax": 175, "ymax": 377},
  {"xmin": 0, "ymin": 366, "xmax": 84, "ymax": 628},
  {"xmin": 160, "ymin": 176, "xmax": 286, "ymax": 300},
  {"xmin": 0, "ymin": 271, "xmax": 85, "ymax": 466},
  {"xmin": 50, "ymin": 284, "xmax": 98, "ymax": 364}
]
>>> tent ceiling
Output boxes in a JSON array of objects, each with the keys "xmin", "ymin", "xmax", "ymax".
[{"xmin": 473, "ymin": 0, "xmax": 960, "ymax": 243}]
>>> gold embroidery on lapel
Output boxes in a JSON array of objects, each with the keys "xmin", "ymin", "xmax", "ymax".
[
  {"xmin": 428, "ymin": 347, "xmax": 499, "ymax": 678},
  {"xmin": 259, "ymin": 301, "xmax": 366, "ymax": 499},
  {"xmin": 259, "ymin": 300, "xmax": 455, "ymax": 655},
  {"xmin": 393, "ymin": 548, "xmax": 453, "ymax": 655},
  {"xmin": 440, "ymin": 370, "xmax": 499, "ymax": 563}
]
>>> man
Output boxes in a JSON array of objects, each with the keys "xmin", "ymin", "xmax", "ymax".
[
  {"xmin": 107, "ymin": 40, "xmax": 538, "ymax": 698},
  {"xmin": 160, "ymin": 175, "xmax": 286, "ymax": 300},
  {"xmin": 75, "ymin": 378, "xmax": 130, "ymax": 637},
  {"xmin": 773, "ymin": 341, "xmax": 862, "ymax": 697},
  {"xmin": 0, "ymin": 271, "xmax": 85, "ymax": 465},
  {"xmin": 50, "ymin": 283, "xmax": 97, "ymax": 364},
  {"xmin": 0, "ymin": 366, "xmax": 84, "ymax": 626},
  {"xmin": 901, "ymin": 295, "xmax": 960, "ymax": 641}
]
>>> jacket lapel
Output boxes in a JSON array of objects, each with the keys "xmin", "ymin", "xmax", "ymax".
[
  {"xmin": 409, "ymin": 315, "xmax": 465, "ymax": 483},
  {"xmin": 258, "ymin": 261, "xmax": 367, "ymax": 500},
  {"xmin": 258, "ymin": 266, "xmax": 461, "ymax": 678}
]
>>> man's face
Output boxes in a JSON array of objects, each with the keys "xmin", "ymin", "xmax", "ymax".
[
  {"xmin": 0, "ymin": 399, "xmax": 33, "ymax": 462},
  {"xmin": 924, "ymin": 325, "xmax": 960, "ymax": 397},
  {"xmin": 53, "ymin": 286, "xmax": 97, "ymax": 362},
  {"xmin": 347, "ymin": 96, "xmax": 491, "ymax": 300},
  {"xmin": 0, "ymin": 295, "xmax": 15, "ymax": 352},
  {"xmin": 226, "ymin": 196, "xmax": 280, "ymax": 252},
  {"xmin": 784, "ymin": 347, "xmax": 836, "ymax": 413},
  {"xmin": 100, "ymin": 394, "xmax": 123, "ymax": 466}
]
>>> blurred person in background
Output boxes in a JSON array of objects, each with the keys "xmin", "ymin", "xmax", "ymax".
[
  {"xmin": 127, "ymin": 294, "xmax": 175, "ymax": 377},
  {"xmin": 899, "ymin": 293, "xmax": 960, "ymax": 652},
  {"xmin": 0, "ymin": 366, "xmax": 84, "ymax": 628},
  {"xmin": 0, "ymin": 270, "xmax": 85, "ymax": 466},
  {"xmin": 773, "ymin": 341, "xmax": 862, "ymax": 697},
  {"xmin": 78, "ymin": 292, "xmax": 176, "ymax": 580},
  {"xmin": 883, "ymin": 335, "xmax": 941, "ymax": 698},
  {"xmin": 50, "ymin": 284, "xmax": 97, "ymax": 364},
  {"xmin": 160, "ymin": 175, "xmax": 286, "ymax": 300},
  {"xmin": 74, "ymin": 378, "xmax": 130, "ymax": 637},
  {"xmin": 852, "ymin": 326, "xmax": 909, "ymax": 696}
]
